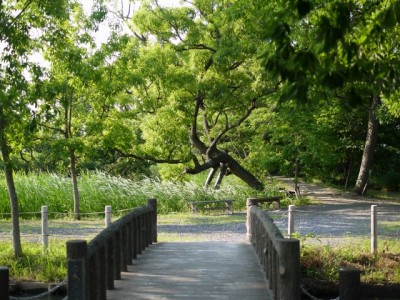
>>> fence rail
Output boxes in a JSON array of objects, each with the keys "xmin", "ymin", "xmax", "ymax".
[
  {"xmin": 67, "ymin": 198, "xmax": 157, "ymax": 300},
  {"xmin": 246, "ymin": 198, "xmax": 300, "ymax": 300},
  {"xmin": 0, "ymin": 199, "xmax": 157, "ymax": 300}
]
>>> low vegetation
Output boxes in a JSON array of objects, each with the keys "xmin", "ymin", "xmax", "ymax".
[
  {"xmin": 0, "ymin": 172, "xmax": 275, "ymax": 217},
  {"xmin": 0, "ymin": 242, "xmax": 66, "ymax": 283},
  {"xmin": 301, "ymin": 239, "xmax": 400, "ymax": 295},
  {"xmin": 0, "ymin": 173, "xmax": 399, "ymax": 290}
]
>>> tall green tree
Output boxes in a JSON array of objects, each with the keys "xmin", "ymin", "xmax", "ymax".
[
  {"xmin": 105, "ymin": 0, "xmax": 279, "ymax": 189},
  {"xmin": 260, "ymin": 0, "xmax": 400, "ymax": 194},
  {"xmin": 37, "ymin": 2, "xmax": 107, "ymax": 219},
  {"xmin": 0, "ymin": 0, "xmax": 69, "ymax": 257}
]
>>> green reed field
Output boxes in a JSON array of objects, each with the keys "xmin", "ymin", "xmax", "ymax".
[{"xmin": 0, "ymin": 172, "xmax": 277, "ymax": 218}]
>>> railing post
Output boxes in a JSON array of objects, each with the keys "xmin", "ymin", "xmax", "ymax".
[
  {"xmin": 246, "ymin": 198, "xmax": 258, "ymax": 241},
  {"xmin": 339, "ymin": 267, "xmax": 360, "ymax": 300},
  {"xmin": 371, "ymin": 205, "xmax": 377, "ymax": 254},
  {"xmin": 139, "ymin": 215, "xmax": 145, "ymax": 252},
  {"xmin": 121, "ymin": 225, "xmax": 128, "ymax": 271},
  {"xmin": 67, "ymin": 240, "xmax": 87, "ymax": 300},
  {"xmin": 105, "ymin": 205, "xmax": 112, "ymax": 228},
  {"xmin": 41, "ymin": 205, "xmax": 49, "ymax": 252},
  {"xmin": 113, "ymin": 230, "xmax": 122, "ymax": 278},
  {"xmin": 147, "ymin": 198, "xmax": 157, "ymax": 243},
  {"xmin": 278, "ymin": 238, "xmax": 300, "ymax": 300},
  {"xmin": 106, "ymin": 237, "xmax": 114, "ymax": 290},
  {"xmin": 136, "ymin": 217, "xmax": 142, "ymax": 255},
  {"xmin": 0, "ymin": 266, "xmax": 9, "ymax": 299},
  {"xmin": 288, "ymin": 205, "xmax": 295, "ymax": 237},
  {"xmin": 133, "ymin": 218, "xmax": 139, "ymax": 259}
]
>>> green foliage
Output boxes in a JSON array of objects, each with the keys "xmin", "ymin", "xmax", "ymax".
[
  {"xmin": 302, "ymin": 239, "xmax": 400, "ymax": 285},
  {"xmin": 0, "ymin": 241, "xmax": 66, "ymax": 283},
  {"xmin": 0, "ymin": 172, "xmax": 273, "ymax": 215}
]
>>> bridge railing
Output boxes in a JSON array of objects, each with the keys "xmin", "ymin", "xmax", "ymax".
[
  {"xmin": 246, "ymin": 198, "xmax": 300, "ymax": 300},
  {"xmin": 66, "ymin": 198, "xmax": 157, "ymax": 300}
]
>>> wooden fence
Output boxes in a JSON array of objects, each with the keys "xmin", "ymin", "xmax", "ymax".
[
  {"xmin": 246, "ymin": 197, "xmax": 300, "ymax": 300},
  {"xmin": 66, "ymin": 198, "xmax": 157, "ymax": 300}
]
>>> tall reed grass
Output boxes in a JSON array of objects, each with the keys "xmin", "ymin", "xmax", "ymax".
[{"xmin": 0, "ymin": 172, "xmax": 275, "ymax": 217}]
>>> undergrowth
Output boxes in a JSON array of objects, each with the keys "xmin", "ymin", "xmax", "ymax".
[
  {"xmin": 0, "ymin": 171, "xmax": 278, "ymax": 216},
  {"xmin": 301, "ymin": 238, "xmax": 400, "ymax": 293},
  {"xmin": 0, "ymin": 241, "xmax": 66, "ymax": 283}
]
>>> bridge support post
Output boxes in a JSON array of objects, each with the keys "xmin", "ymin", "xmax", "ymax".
[
  {"xmin": 0, "ymin": 266, "xmax": 9, "ymax": 299},
  {"xmin": 148, "ymin": 198, "xmax": 157, "ymax": 243},
  {"xmin": 246, "ymin": 198, "xmax": 258, "ymax": 242},
  {"xmin": 278, "ymin": 238, "xmax": 300, "ymax": 300},
  {"xmin": 67, "ymin": 240, "xmax": 87, "ymax": 300},
  {"xmin": 339, "ymin": 267, "xmax": 360, "ymax": 300}
]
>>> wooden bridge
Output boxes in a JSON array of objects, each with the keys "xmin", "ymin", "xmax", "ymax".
[
  {"xmin": 62, "ymin": 197, "xmax": 302, "ymax": 300},
  {"xmin": 0, "ymin": 198, "xmax": 301, "ymax": 300},
  {"xmin": 107, "ymin": 241, "xmax": 272, "ymax": 299}
]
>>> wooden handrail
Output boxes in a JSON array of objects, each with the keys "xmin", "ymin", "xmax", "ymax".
[
  {"xmin": 246, "ymin": 198, "xmax": 300, "ymax": 300},
  {"xmin": 66, "ymin": 198, "xmax": 157, "ymax": 300}
]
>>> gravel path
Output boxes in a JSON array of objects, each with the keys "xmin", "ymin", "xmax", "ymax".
[
  {"xmin": 269, "ymin": 177, "xmax": 400, "ymax": 244},
  {"xmin": 1, "ymin": 178, "xmax": 399, "ymax": 245},
  {"xmin": 159, "ymin": 178, "xmax": 400, "ymax": 244},
  {"xmin": 158, "ymin": 216, "xmax": 249, "ymax": 242}
]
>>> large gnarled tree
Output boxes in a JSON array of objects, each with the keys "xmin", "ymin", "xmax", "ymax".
[{"xmin": 105, "ymin": 0, "xmax": 278, "ymax": 189}]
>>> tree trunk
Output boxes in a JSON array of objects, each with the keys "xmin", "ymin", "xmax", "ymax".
[
  {"xmin": 204, "ymin": 149, "xmax": 265, "ymax": 190},
  {"xmin": 214, "ymin": 163, "xmax": 228, "ymax": 190},
  {"xmin": 189, "ymin": 91, "xmax": 264, "ymax": 190},
  {"xmin": 294, "ymin": 158, "xmax": 300, "ymax": 196},
  {"xmin": 70, "ymin": 149, "xmax": 81, "ymax": 220},
  {"xmin": 204, "ymin": 167, "xmax": 218, "ymax": 188},
  {"xmin": 353, "ymin": 96, "xmax": 380, "ymax": 195},
  {"xmin": 220, "ymin": 152, "xmax": 264, "ymax": 190},
  {"xmin": 0, "ymin": 107, "xmax": 23, "ymax": 257}
]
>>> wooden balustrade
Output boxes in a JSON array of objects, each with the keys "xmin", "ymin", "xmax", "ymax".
[
  {"xmin": 66, "ymin": 198, "xmax": 157, "ymax": 300},
  {"xmin": 246, "ymin": 198, "xmax": 300, "ymax": 300}
]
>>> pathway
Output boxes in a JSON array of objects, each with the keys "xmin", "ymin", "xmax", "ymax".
[
  {"xmin": 107, "ymin": 241, "xmax": 273, "ymax": 300},
  {"xmin": 271, "ymin": 177, "xmax": 400, "ymax": 244}
]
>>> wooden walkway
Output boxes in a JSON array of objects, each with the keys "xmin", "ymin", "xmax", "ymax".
[{"xmin": 107, "ymin": 241, "xmax": 273, "ymax": 300}]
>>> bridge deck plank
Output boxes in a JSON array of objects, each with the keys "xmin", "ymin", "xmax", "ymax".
[{"xmin": 107, "ymin": 241, "xmax": 273, "ymax": 300}]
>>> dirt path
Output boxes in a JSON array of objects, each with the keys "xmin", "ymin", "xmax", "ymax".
[{"xmin": 270, "ymin": 177, "xmax": 400, "ymax": 244}]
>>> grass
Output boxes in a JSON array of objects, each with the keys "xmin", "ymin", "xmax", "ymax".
[
  {"xmin": 301, "ymin": 237, "xmax": 400, "ymax": 294},
  {"xmin": 0, "ymin": 171, "xmax": 276, "ymax": 216},
  {"xmin": 0, "ymin": 241, "xmax": 67, "ymax": 283}
]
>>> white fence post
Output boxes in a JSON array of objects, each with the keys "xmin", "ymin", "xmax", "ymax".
[
  {"xmin": 41, "ymin": 205, "xmax": 49, "ymax": 252},
  {"xmin": 371, "ymin": 205, "xmax": 377, "ymax": 254},
  {"xmin": 288, "ymin": 205, "xmax": 295, "ymax": 237},
  {"xmin": 105, "ymin": 205, "xmax": 112, "ymax": 228}
]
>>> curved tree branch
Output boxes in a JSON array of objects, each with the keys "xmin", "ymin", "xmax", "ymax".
[
  {"xmin": 209, "ymin": 98, "xmax": 257, "ymax": 151},
  {"xmin": 113, "ymin": 147, "xmax": 190, "ymax": 164},
  {"xmin": 184, "ymin": 159, "xmax": 219, "ymax": 174},
  {"xmin": 190, "ymin": 91, "xmax": 208, "ymax": 155}
]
